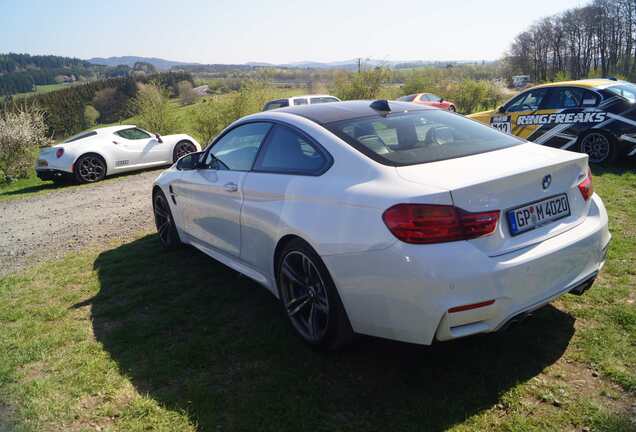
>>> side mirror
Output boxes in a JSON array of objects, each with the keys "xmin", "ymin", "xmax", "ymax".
[
  {"xmin": 439, "ymin": 97, "xmax": 444, "ymax": 103},
  {"xmin": 155, "ymin": 133, "xmax": 163, "ymax": 143},
  {"xmin": 497, "ymin": 106, "xmax": 505, "ymax": 113},
  {"xmin": 176, "ymin": 151, "xmax": 202, "ymax": 170}
]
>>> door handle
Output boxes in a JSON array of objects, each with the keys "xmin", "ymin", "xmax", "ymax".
[{"xmin": 224, "ymin": 182, "xmax": 238, "ymax": 192}]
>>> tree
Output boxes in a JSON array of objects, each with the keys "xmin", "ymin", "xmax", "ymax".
[
  {"xmin": 177, "ymin": 80, "xmax": 198, "ymax": 106},
  {"xmin": 129, "ymin": 83, "xmax": 175, "ymax": 135}
]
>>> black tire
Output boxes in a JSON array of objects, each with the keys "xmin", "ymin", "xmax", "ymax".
[
  {"xmin": 74, "ymin": 154, "xmax": 106, "ymax": 183},
  {"xmin": 448, "ymin": 105, "xmax": 456, "ymax": 112},
  {"xmin": 172, "ymin": 140, "xmax": 197, "ymax": 163},
  {"xmin": 578, "ymin": 131, "xmax": 617, "ymax": 164},
  {"xmin": 276, "ymin": 238, "xmax": 354, "ymax": 350},
  {"xmin": 153, "ymin": 189, "xmax": 182, "ymax": 250}
]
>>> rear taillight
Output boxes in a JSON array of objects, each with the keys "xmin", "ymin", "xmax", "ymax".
[
  {"xmin": 55, "ymin": 148, "xmax": 64, "ymax": 158},
  {"xmin": 578, "ymin": 168, "xmax": 593, "ymax": 201},
  {"xmin": 382, "ymin": 204, "xmax": 500, "ymax": 244}
]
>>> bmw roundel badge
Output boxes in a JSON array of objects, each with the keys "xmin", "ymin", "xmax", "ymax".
[{"xmin": 542, "ymin": 174, "xmax": 552, "ymax": 190}]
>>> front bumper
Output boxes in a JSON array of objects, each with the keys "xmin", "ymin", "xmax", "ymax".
[{"xmin": 323, "ymin": 194, "xmax": 610, "ymax": 345}]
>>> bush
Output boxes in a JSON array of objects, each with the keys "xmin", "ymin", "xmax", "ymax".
[
  {"xmin": 83, "ymin": 105, "xmax": 100, "ymax": 127},
  {"xmin": 129, "ymin": 83, "xmax": 175, "ymax": 135},
  {"xmin": 329, "ymin": 68, "xmax": 391, "ymax": 100},
  {"xmin": 401, "ymin": 71, "xmax": 504, "ymax": 114},
  {"xmin": 91, "ymin": 88, "xmax": 128, "ymax": 124},
  {"xmin": 177, "ymin": 81, "xmax": 198, "ymax": 106},
  {"xmin": 0, "ymin": 105, "xmax": 49, "ymax": 182},
  {"xmin": 191, "ymin": 81, "xmax": 277, "ymax": 144}
]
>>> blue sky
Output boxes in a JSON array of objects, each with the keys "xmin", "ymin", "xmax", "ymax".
[{"xmin": 0, "ymin": 0, "xmax": 584, "ymax": 64}]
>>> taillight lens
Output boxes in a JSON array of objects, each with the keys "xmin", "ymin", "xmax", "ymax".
[
  {"xmin": 55, "ymin": 148, "xmax": 64, "ymax": 158},
  {"xmin": 382, "ymin": 204, "xmax": 500, "ymax": 244},
  {"xmin": 578, "ymin": 168, "xmax": 593, "ymax": 201}
]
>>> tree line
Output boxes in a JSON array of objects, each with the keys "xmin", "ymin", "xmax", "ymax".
[
  {"xmin": 507, "ymin": 0, "xmax": 636, "ymax": 81},
  {"xmin": 1, "ymin": 71, "xmax": 193, "ymax": 137}
]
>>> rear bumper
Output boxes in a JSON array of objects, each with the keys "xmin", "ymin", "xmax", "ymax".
[
  {"xmin": 35, "ymin": 168, "xmax": 72, "ymax": 181},
  {"xmin": 323, "ymin": 193, "xmax": 610, "ymax": 345}
]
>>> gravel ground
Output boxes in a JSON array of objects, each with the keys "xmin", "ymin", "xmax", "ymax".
[{"xmin": 0, "ymin": 170, "xmax": 161, "ymax": 277}]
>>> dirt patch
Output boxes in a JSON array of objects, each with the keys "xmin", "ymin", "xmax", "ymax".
[{"xmin": 0, "ymin": 170, "xmax": 160, "ymax": 277}]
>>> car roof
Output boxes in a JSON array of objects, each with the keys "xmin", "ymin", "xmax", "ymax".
[
  {"xmin": 531, "ymin": 79, "xmax": 620, "ymax": 90},
  {"xmin": 275, "ymin": 100, "xmax": 431, "ymax": 124}
]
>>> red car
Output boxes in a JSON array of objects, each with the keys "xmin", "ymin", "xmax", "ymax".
[{"xmin": 397, "ymin": 93, "xmax": 456, "ymax": 112}]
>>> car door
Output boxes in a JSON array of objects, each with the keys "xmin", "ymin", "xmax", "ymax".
[
  {"xmin": 241, "ymin": 124, "xmax": 331, "ymax": 280},
  {"xmin": 177, "ymin": 122, "xmax": 273, "ymax": 257},
  {"xmin": 491, "ymin": 87, "xmax": 549, "ymax": 139},
  {"xmin": 112, "ymin": 127, "xmax": 155, "ymax": 167}
]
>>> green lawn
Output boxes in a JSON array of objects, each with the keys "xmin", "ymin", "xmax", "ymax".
[{"xmin": 0, "ymin": 166, "xmax": 634, "ymax": 431}]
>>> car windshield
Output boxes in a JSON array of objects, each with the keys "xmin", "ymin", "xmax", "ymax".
[
  {"xmin": 606, "ymin": 83, "xmax": 636, "ymax": 103},
  {"xmin": 325, "ymin": 110, "xmax": 522, "ymax": 166}
]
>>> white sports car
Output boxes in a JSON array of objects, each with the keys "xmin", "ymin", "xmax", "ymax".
[
  {"xmin": 36, "ymin": 125, "xmax": 201, "ymax": 183},
  {"xmin": 152, "ymin": 100, "xmax": 610, "ymax": 350}
]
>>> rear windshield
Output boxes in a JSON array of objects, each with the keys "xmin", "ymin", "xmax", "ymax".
[
  {"xmin": 325, "ymin": 110, "xmax": 522, "ymax": 166},
  {"xmin": 606, "ymin": 83, "xmax": 636, "ymax": 103},
  {"xmin": 63, "ymin": 130, "xmax": 97, "ymax": 143}
]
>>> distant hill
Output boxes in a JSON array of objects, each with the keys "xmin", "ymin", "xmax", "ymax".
[
  {"xmin": 86, "ymin": 55, "xmax": 489, "ymax": 72},
  {"xmin": 88, "ymin": 56, "xmax": 198, "ymax": 71}
]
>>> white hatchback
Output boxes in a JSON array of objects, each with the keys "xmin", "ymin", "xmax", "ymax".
[{"xmin": 153, "ymin": 100, "xmax": 610, "ymax": 349}]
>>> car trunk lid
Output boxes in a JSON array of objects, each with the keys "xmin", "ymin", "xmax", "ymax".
[{"xmin": 396, "ymin": 143, "xmax": 590, "ymax": 256}]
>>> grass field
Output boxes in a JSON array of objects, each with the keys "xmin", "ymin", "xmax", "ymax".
[{"xmin": 0, "ymin": 165, "xmax": 634, "ymax": 431}]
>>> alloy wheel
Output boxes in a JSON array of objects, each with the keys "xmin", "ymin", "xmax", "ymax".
[
  {"xmin": 77, "ymin": 156, "xmax": 105, "ymax": 182},
  {"xmin": 279, "ymin": 251, "xmax": 330, "ymax": 343},
  {"xmin": 153, "ymin": 193, "xmax": 173, "ymax": 246},
  {"xmin": 580, "ymin": 133, "xmax": 610, "ymax": 163}
]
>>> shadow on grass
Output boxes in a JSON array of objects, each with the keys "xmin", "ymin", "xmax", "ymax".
[
  {"xmin": 84, "ymin": 235, "xmax": 575, "ymax": 431},
  {"xmin": 0, "ymin": 167, "xmax": 165, "ymax": 199}
]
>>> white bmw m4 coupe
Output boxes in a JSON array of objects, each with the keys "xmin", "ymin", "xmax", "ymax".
[
  {"xmin": 152, "ymin": 100, "xmax": 610, "ymax": 349},
  {"xmin": 36, "ymin": 125, "xmax": 201, "ymax": 183}
]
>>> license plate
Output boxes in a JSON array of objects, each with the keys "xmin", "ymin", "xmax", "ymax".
[{"xmin": 507, "ymin": 194, "xmax": 570, "ymax": 236}]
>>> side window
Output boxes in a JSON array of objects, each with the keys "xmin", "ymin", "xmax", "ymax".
[
  {"xmin": 254, "ymin": 125, "xmax": 328, "ymax": 175},
  {"xmin": 264, "ymin": 100, "xmax": 289, "ymax": 111},
  {"xmin": 542, "ymin": 87, "xmax": 584, "ymax": 109},
  {"xmin": 506, "ymin": 88, "xmax": 548, "ymax": 112},
  {"xmin": 293, "ymin": 98, "xmax": 308, "ymax": 106},
  {"xmin": 309, "ymin": 97, "xmax": 339, "ymax": 104},
  {"xmin": 419, "ymin": 94, "xmax": 432, "ymax": 102},
  {"xmin": 428, "ymin": 94, "xmax": 442, "ymax": 102},
  {"xmin": 581, "ymin": 90, "xmax": 600, "ymax": 107},
  {"xmin": 397, "ymin": 94, "xmax": 416, "ymax": 102},
  {"xmin": 204, "ymin": 123, "xmax": 272, "ymax": 171},
  {"xmin": 116, "ymin": 128, "xmax": 152, "ymax": 140}
]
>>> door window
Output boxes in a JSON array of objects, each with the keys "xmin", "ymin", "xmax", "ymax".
[
  {"xmin": 293, "ymin": 98, "xmax": 308, "ymax": 106},
  {"xmin": 254, "ymin": 125, "xmax": 328, "ymax": 175},
  {"xmin": 204, "ymin": 123, "xmax": 272, "ymax": 171},
  {"xmin": 115, "ymin": 128, "xmax": 152, "ymax": 140},
  {"xmin": 505, "ymin": 88, "xmax": 548, "ymax": 112}
]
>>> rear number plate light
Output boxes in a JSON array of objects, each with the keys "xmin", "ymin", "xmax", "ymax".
[{"xmin": 507, "ymin": 193, "xmax": 570, "ymax": 236}]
